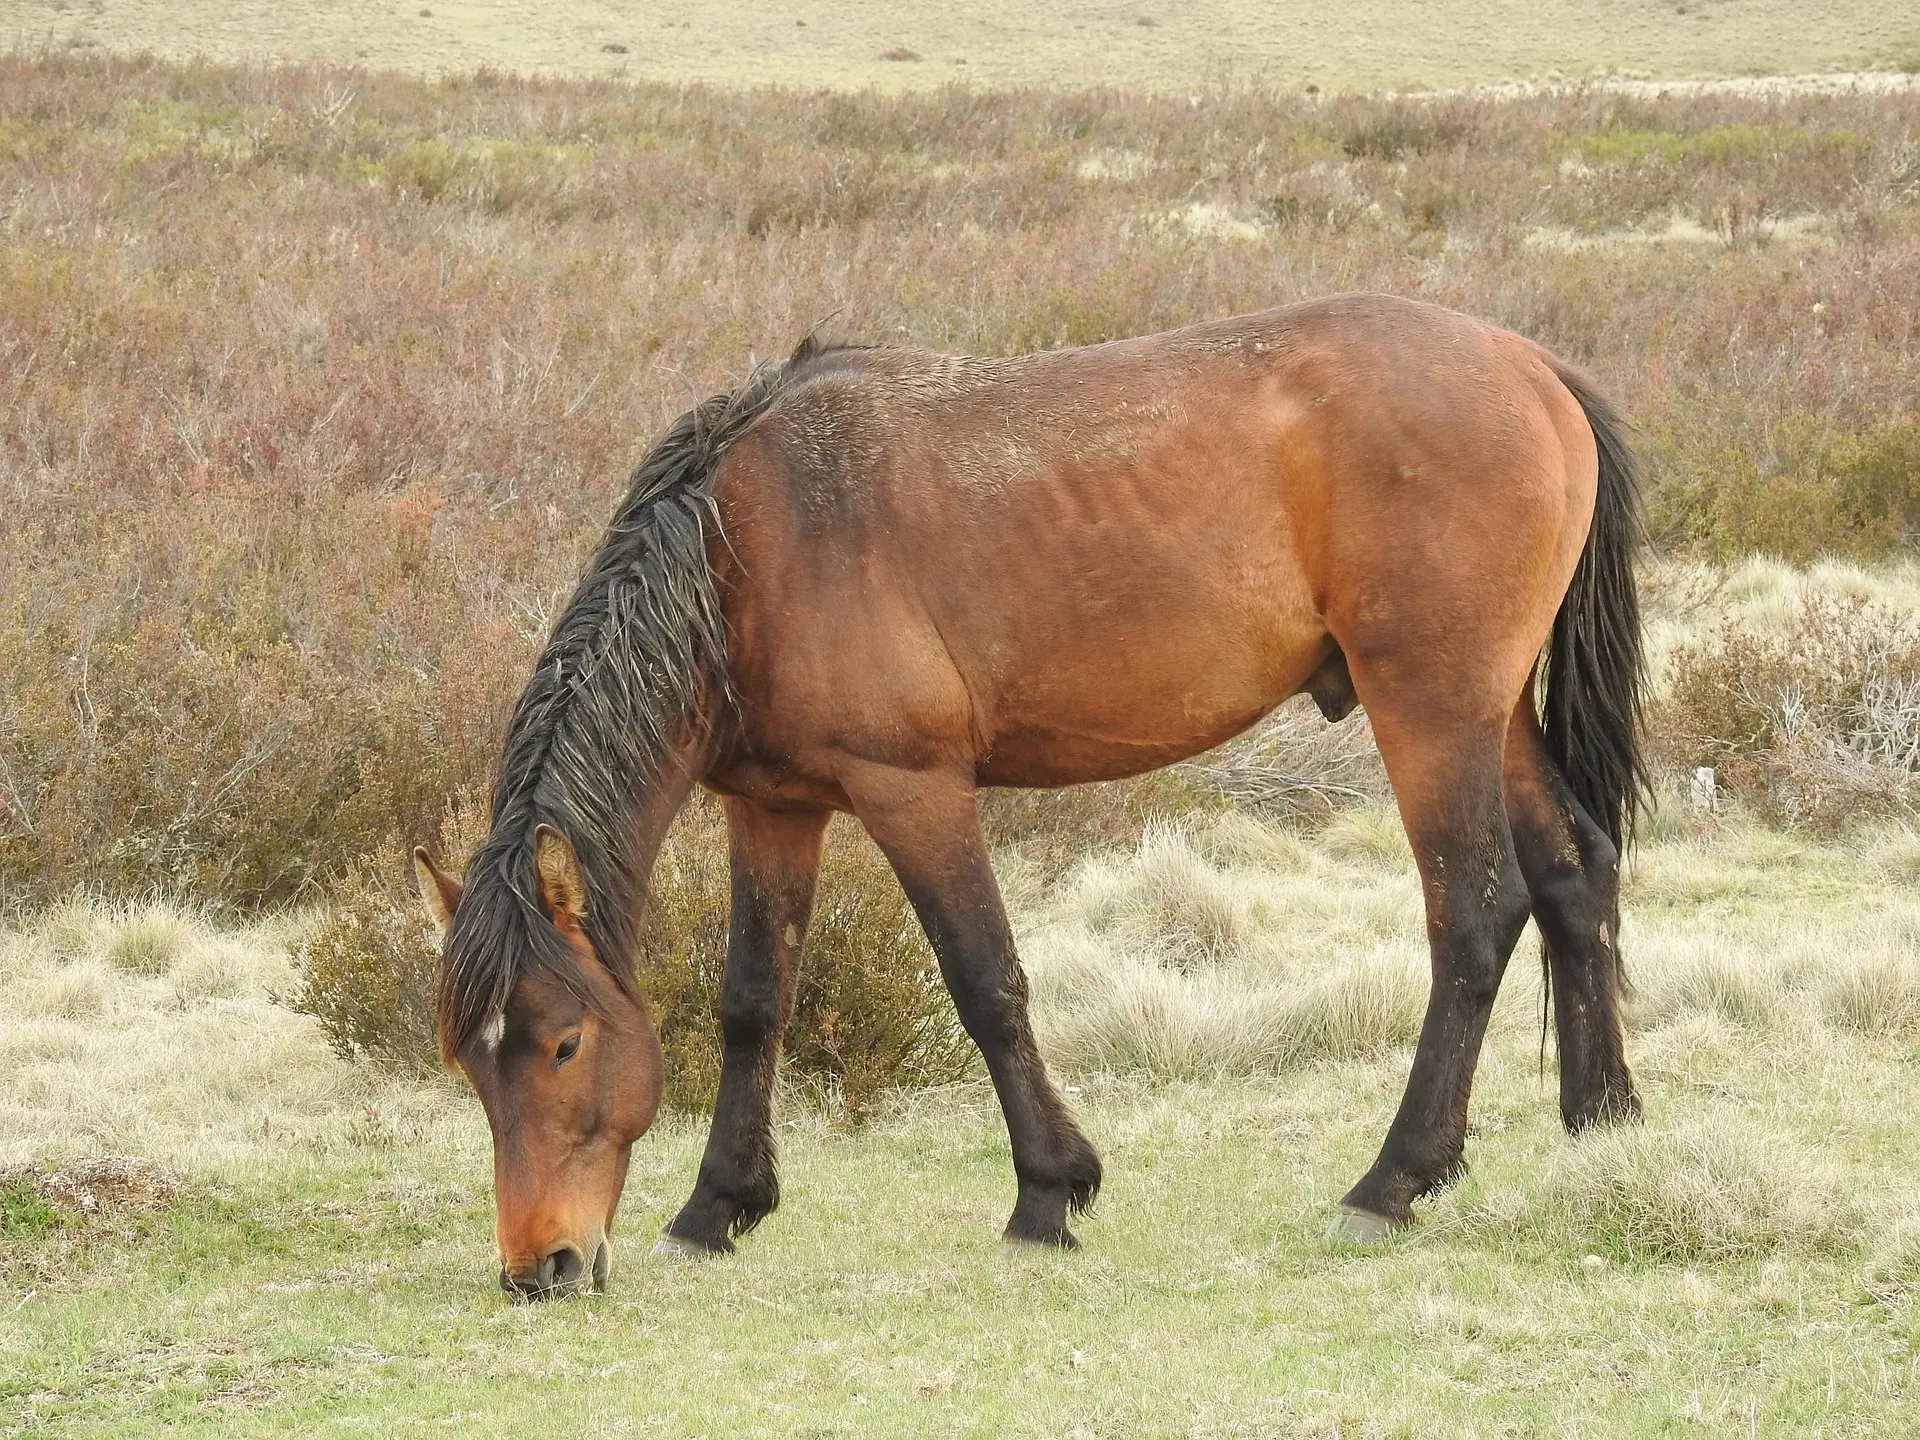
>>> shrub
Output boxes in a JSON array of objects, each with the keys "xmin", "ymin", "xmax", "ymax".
[
  {"xmin": 1832, "ymin": 416, "xmax": 1920, "ymax": 551},
  {"xmin": 290, "ymin": 794, "xmax": 972, "ymax": 1119},
  {"xmin": 640, "ymin": 798, "xmax": 973, "ymax": 1121},
  {"xmin": 288, "ymin": 794, "xmax": 490, "ymax": 1073},
  {"xmin": 1335, "ymin": 111, "xmax": 1466, "ymax": 160},
  {"xmin": 1644, "ymin": 416, "xmax": 1920, "ymax": 563},
  {"xmin": 288, "ymin": 862, "xmax": 444, "ymax": 1074},
  {"xmin": 3, "ymin": 55, "xmax": 1918, "ymax": 912},
  {"xmin": 1654, "ymin": 597, "xmax": 1920, "ymax": 828},
  {"xmin": 1176, "ymin": 697, "xmax": 1388, "ymax": 822}
]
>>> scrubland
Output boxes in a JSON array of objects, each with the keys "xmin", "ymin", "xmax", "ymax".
[
  {"xmin": 5, "ymin": 55, "xmax": 1920, "ymax": 906},
  {"xmin": 4, "ymin": 53, "xmax": 1920, "ymax": 1436}
]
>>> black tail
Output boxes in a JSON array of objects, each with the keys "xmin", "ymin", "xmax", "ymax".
[{"xmin": 1541, "ymin": 363, "xmax": 1650, "ymax": 854}]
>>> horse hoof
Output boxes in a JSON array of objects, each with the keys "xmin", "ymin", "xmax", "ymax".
[
  {"xmin": 1003, "ymin": 1226, "xmax": 1079, "ymax": 1251},
  {"xmin": 651, "ymin": 1234, "xmax": 718, "ymax": 1261},
  {"xmin": 1326, "ymin": 1205, "xmax": 1398, "ymax": 1245}
]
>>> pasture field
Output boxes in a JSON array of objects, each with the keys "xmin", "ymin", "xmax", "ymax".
[
  {"xmin": 8, "ymin": 799, "xmax": 1920, "ymax": 1435},
  {"xmin": 5, "ymin": 0, "xmax": 1919, "ymax": 95},
  {"xmin": 3, "ymin": 48, "xmax": 1920, "ymax": 1438}
]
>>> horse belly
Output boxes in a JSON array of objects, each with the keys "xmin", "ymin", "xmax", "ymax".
[{"xmin": 971, "ymin": 591, "xmax": 1329, "ymax": 788}]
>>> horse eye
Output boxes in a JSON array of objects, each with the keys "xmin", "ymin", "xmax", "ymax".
[{"xmin": 555, "ymin": 1034, "xmax": 581, "ymax": 1065}]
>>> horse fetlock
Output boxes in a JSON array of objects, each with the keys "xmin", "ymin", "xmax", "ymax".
[
  {"xmin": 652, "ymin": 1232, "xmax": 727, "ymax": 1261},
  {"xmin": 663, "ymin": 1185, "xmax": 761, "ymax": 1254},
  {"xmin": 1004, "ymin": 1182, "xmax": 1083, "ymax": 1249},
  {"xmin": 1016, "ymin": 1129, "xmax": 1102, "ymax": 1214},
  {"xmin": 1341, "ymin": 1139, "xmax": 1463, "ymax": 1223},
  {"xmin": 1062, "ymin": 1137, "xmax": 1103, "ymax": 1216},
  {"xmin": 1564, "ymin": 1074, "xmax": 1642, "ymax": 1133}
]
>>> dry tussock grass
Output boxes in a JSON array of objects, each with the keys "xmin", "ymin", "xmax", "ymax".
[
  {"xmin": 1026, "ymin": 807, "xmax": 1920, "ymax": 1093},
  {"xmin": 1861, "ymin": 1214, "xmax": 1920, "ymax": 1307},
  {"xmin": 0, "ymin": 900, "xmax": 466, "ymax": 1171},
  {"xmin": 1437, "ymin": 1116, "xmax": 1862, "ymax": 1263},
  {"xmin": 1026, "ymin": 814, "xmax": 1433, "ymax": 1080},
  {"xmin": 7, "ymin": 811, "xmax": 1920, "ymax": 1292}
]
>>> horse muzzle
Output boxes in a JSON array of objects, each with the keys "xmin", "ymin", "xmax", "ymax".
[{"xmin": 499, "ymin": 1236, "xmax": 611, "ymax": 1299}]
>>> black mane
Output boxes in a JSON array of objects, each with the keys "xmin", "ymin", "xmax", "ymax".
[{"xmin": 437, "ymin": 338, "xmax": 820, "ymax": 1059}]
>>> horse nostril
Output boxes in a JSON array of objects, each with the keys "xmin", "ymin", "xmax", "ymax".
[{"xmin": 545, "ymin": 1245, "xmax": 585, "ymax": 1290}]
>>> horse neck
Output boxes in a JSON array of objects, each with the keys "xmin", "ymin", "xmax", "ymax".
[{"xmin": 610, "ymin": 739, "xmax": 705, "ymax": 928}]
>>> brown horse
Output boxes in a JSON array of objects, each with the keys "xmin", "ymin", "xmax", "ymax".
[{"xmin": 413, "ymin": 292, "xmax": 1646, "ymax": 1297}]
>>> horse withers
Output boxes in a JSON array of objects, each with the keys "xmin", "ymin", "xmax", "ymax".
[{"xmin": 413, "ymin": 293, "xmax": 1646, "ymax": 1296}]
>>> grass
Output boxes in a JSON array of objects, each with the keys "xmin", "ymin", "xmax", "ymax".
[
  {"xmin": 12, "ymin": 0, "xmax": 1919, "ymax": 93},
  {"xmin": 8, "ymin": 816, "xmax": 1920, "ymax": 1434}
]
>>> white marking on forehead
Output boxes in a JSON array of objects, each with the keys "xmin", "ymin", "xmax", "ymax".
[{"xmin": 480, "ymin": 1011, "xmax": 506, "ymax": 1053}]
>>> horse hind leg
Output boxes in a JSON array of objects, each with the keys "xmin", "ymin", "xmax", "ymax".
[
  {"xmin": 661, "ymin": 798, "xmax": 830, "ymax": 1256},
  {"xmin": 1503, "ymin": 697, "xmax": 1641, "ymax": 1131},
  {"xmin": 1334, "ymin": 705, "xmax": 1534, "ymax": 1237}
]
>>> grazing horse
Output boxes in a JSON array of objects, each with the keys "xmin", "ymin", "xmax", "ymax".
[{"xmin": 413, "ymin": 292, "xmax": 1646, "ymax": 1297}]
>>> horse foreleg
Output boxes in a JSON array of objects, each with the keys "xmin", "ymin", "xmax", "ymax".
[
  {"xmin": 1334, "ymin": 714, "xmax": 1533, "ymax": 1239},
  {"xmin": 1503, "ymin": 699, "xmax": 1641, "ymax": 1132},
  {"xmin": 660, "ymin": 798, "xmax": 829, "ymax": 1256},
  {"xmin": 844, "ymin": 765, "xmax": 1101, "ymax": 1248}
]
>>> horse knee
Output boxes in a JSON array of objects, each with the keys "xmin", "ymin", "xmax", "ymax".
[
  {"xmin": 939, "ymin": 961, "xmax": 1032, "ymax": 1048},
  {"xmin": 717, "ymin": 978, "xmax": 781, "ymax": 1053}
]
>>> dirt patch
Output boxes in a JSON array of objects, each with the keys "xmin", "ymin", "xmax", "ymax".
[{"xmin": 0, "ymin": 1156, "xmax": 180, "ymax": 1226}]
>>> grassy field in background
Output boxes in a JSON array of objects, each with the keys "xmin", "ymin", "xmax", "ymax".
[
  {"xmin": 4, "ymin": 0, "xmax": 1918, "ymax": 94},
  {"xmin": 8, "ymin": 800, "xmax": 1920, "ymax": 1435}
]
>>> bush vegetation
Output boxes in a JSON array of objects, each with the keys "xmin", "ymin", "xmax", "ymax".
[
  {"xmin": 631, "ymin": 798, "xmax": 972, "ymax": 1118},
  {"xmin": 290, "ymin": 794, "xmax": 970, "ymax": 1115},
  {"xmin": 4, "ymin": 55, "xmax": 1919, "ymax": 912},
  {"xmin": 1656, "ymin": 595, "xmax": 1920, "ymax": 828}
]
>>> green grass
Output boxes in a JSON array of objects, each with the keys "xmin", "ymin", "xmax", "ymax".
[
  {"xmin": 3, "ymin": 1072, "xmax": 1916, "ymax": 1435},
  {"xmin": 8, "ymin": 818, "xmax": 1920, "ymax": 1434}
]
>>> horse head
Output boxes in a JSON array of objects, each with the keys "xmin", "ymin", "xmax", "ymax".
[{"xmin": 414, "ymin": 827, "xmax": 664, "ymax": 1298}]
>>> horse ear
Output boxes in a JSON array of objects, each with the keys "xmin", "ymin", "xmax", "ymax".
[
  {"xmin": 533, "ymin": 824, "xmax": 589, "ymax": 923},
  {"xmin": 412, "ymin": 846, "xmax": 463, "ymax": 936}
]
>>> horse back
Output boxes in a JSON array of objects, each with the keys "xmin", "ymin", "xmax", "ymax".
[{"xmin": 705, "ymin": 294, "xmax": 1597, "ymax": 796}]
